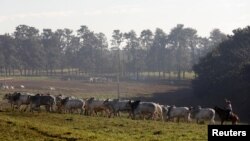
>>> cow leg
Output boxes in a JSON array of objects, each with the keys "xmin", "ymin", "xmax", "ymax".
[
  {"xmin": 210, "ymin": 119, "xmax": 215, "ymax": 125},
  {"xmin": 30, "ymin": 104, "xmax": 33, "ymax": 112},
  {"xmin": 16, "ymin": 102, "xmax": 22, "ymax": 112},
  {"xmin": 127, "ymin": 112, "xmax": 132, "ymax": 119},
  {"xmin": 221, "ymin": 120, "xmax": 224, "ymax": 125},
  {"xmin": 160, "ymin": 113, "xmax": 164, "ymax": 121},
  {"xmin": 132, "ymin": 112, "xmax": 136, "ymax": 120},
  {"xmin": 80, "ymin": 108, "xmax": 84, "ymax": 115},
  {"xmin": 23, "ymin": 105, "xmax": 29, "ymax": 112}
]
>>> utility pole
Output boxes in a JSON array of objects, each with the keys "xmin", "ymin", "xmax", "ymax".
[{"xmin": 117, "ymin": 48, "xmax": 121, "ymax": 99}]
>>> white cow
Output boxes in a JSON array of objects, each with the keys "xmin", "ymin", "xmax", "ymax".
[
  {"xmin": 10, "ymin": 86, "xmax": 15, "ymax": 90},
  {"xmin": 168, "ymin": 106, "xmax": 191, "ymax": 122},
  {"xmin": 49, "ymin": 87, "xmax": 56, "ymax": 91},
  {"xmin": 155, "ymin": 104, "xmax": 164, "ymax": 121},
  {"xmin": 191, "ymin": 106, "xmax": 215, "ymax": 124},
  {"xmin": 129, "ymin": 100, "xmax": 158, "ymax": 120}
]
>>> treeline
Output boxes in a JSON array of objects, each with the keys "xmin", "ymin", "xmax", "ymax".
[
  {"xmin": 193, "ymin": 26, "xmax": 250, "ymax": 97},
  {"xmin": 0, "ymin": 24, "xmax": 227, "ymax": 79}
]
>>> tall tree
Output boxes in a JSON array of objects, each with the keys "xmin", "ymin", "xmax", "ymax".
[
  {"xmin": 111, "ymin": 30, "xmax": 123, "ymax": 75},
  {"xmin": 41, "ymin": 29, "xmax": 61, "ymax": 75},
  {"xmin": 77, "ymin": 25, "xmax": 99, "ymax": 74},
  {"xmin": 140, "ymin": 29, "xmax": 153, "ymax": 77},
  {"xmin": 0, "ymin": 34, "xmax": 18, "ymax": 75},
  {"xmin": 149, "ymin": 28, "xmax": 167, "ymax": 78},
  {"xmin": 124, "ymin": 30, "xmax": 142, "ymax": 79},
  {"xmin": 14, "ymin": 25, "xmax": 44, "ymax": 75},
  {"xmin": 95, "ymin": 32, "xmax": 108, "ymax": 73}
]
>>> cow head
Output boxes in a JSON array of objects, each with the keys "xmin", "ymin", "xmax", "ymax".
[
  {"xmin": 61, "ymin": 97, "xmax": 69, "ymax": 105},
  {"xmin": 3, "ymin": 93, "xmax": 11, "ymax": 100},
  {"xmin": 130, "ymin": 100, "xmax": 140, "ymax": 111}
]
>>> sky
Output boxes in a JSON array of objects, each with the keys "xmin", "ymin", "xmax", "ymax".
[{"xmin": 0, "ymin": 0, "xmax": 249, "ymax": 41}]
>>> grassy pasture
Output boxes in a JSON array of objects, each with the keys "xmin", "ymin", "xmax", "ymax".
[
  {"xmin": 0, "ymin": 111, "xmax": 207, "ymax": 141},
  {"xmin": 0, "ymin": 77, "xmax": 208, "ymax": 141}
]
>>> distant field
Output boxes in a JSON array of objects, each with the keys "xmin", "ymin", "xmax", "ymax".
[
  {"xmin": 0, "ymin": 76, "xmax": 181, "ymax": 99},
  {"xmin": 0, "ymin": 111, "xmax": 207, "ymax": 141}
]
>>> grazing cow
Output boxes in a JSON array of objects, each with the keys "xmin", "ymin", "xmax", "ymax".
[
  {"xmin": 190, "ymin": 106, "xmax": 215, "ymax": 124},
  {"xmin": 167, "ymin": 105, "xmax": 191, "ymax": 122},
  {"xmin": 85, "ymin": 97, "xmax": 109, "ymax": 116},
  {"xmin": 103, "ymin": 99, "xmax": 132, "ymax": 118},
  {"xmin": 49, "ymin": 87, "xmax": 56, "ymax": 91},
  {"xmin": 60, "ymin": 97, "xmax": 85, "ymax": 114},
  {"xmin": 89, "ymin": 77, "xmax": 94, "ymax": 83},
  {"xmin": 128, "ymin": 100, "xmax": 158, "ymax": 120},
  {"xmin": 89, "ymin": 77, "xmax": 107, "ymax": 83},
  {"xmin": 29, "ymin": 94, "xmax": 55, "ymax": 112},
  {"xmin": 20, "ymin": 85, "xmax": 25, "ymax": 89},
  {"xmin": 1, "ymin": 85, "xmax": 9, "ymax": 89},
  {"xmin": 3, "ymin": 92, "xmax": 33, "ymax": 111}
]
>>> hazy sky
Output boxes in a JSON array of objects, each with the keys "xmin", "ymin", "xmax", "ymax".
[{"xmin": 0, "ymin": 0, "xmax": 249, "ymax": 40}]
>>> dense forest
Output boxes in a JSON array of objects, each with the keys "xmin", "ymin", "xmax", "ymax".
[{"xmin": 0, "ymin": 24, "xmax": 227, "ymax": 80}]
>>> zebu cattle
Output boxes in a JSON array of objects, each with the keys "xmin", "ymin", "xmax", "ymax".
[
  {"xmin": 10, "ymin": 86, "xmax": 15, "ymax": 90},
  {"xmin": 190, "ymin": 106, "xmax": 215, "ymax": 124},
  {"xmin": 128, "ymin": 100, "xmax": 158, "ymax": 120},
  {"xmin": 3, "ymin": 92, "xmax": 33, "ymax": 111},
  {"xmin": 167, "ymin": 106, "xmax": 191, "ymax": 122},
  {"xmin": 29, "ymin": 94, "xmax": 55, "ymax": 112},
  {"xmin": 49, "ymin": 87, "xmax": 56, "ymax": 91},
  {"xmin": 89, "ymin": 77, "xmax": 107, "ymax": 83},
  {"xmin": 55, "ymin": 94, "xmax": 67, "ymax": 112},
  {"xmin": 59, "ymin": 97, "xmax": 85, "ymax": 114},
  {"xmin": 103, "ymin": 99, "xmax": 131, "ymax": 118},
  {"xmin": 3, "ymin": 93, "xmax": 16, "ymax": 110},
  {"xmin": 155, "ymin": 104, "xmax": 164, "ymax": 121},
  {"xmin": 161, "ymin": 105, "xmax": 170, "ymax": 121},
  {"xmin": 85, "ymin": 97, "xmax": 109, "ymax": 116},
  {"xmin": 1, "ymin": 85, "xmax": 9, "ymax": 89}
]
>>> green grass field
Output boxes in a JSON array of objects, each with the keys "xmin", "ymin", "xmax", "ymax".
[{"xmin": 0, "ymin": 111, "xmax": 207, "ymax": 141}]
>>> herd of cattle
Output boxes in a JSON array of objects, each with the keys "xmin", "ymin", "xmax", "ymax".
[{"xmin": 2, "ymin": 92, "xmax": 216, "ymax": 124}]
